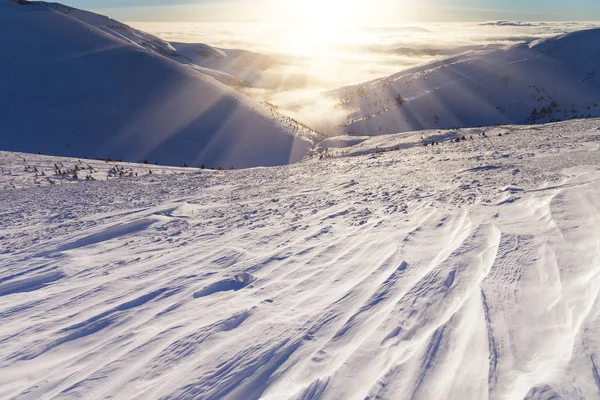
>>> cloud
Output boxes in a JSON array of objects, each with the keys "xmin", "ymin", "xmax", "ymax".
[
  {"xmin": 132, "ymin": 20, "xmax": 600, "ymax": 137},
  {"xmin": 479, "ymin": 21, "xmax": 543, "ymax": 27},
  {"xmin": 139, "ymin": 21, "xmax": 600, "ymax": 74},
  {"xmin": 242, "ymin": 88, "xmax": 347, "ymax": 136}
]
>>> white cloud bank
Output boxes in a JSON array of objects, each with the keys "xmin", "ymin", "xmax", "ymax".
[{"xmin": 132, "ymin": 20, "xmax": 600, "ymax": 135}]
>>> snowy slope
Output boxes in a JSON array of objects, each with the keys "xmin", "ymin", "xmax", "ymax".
[
  {"xmin": 332, "ymin": 30, "xmax": 600, "ymax": 136},
  {"xmin": 23, "ymin": 1, "xmax": 277, "ymax": 89},
  {"xmin": 0, "ymin": 150, "xmax": 204, "ymax": 189},
  {"xmin": 2, "ymin": 119, "xmax": 600, "ymax": 399},
  {"xmin": 172, "ymin": 42, "xmax": 278, "ymax": 87},
  {"xmin": 29, "ymin": 0, "xmax": 186, "ymax": 61},
  {"xmin": 0, "ymin": 0, "xmax": 312, "ymax": 168}
]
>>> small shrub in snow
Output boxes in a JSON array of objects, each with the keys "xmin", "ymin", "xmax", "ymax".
[{"xmin": 395, "ymin": 94, "xmax": 405, "ymax": 107}]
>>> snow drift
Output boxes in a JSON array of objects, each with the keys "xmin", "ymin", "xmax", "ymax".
[
  {"xmin": 2, "ymin": 118, "xmax": 600, "ymax": 399},
  {"xmin": 332, "ymin": 29, "xmax": 600, "ymax": 136},
  {"xmin": 0, "ymin": 0, "xmax": 312, "ymax": 168}
]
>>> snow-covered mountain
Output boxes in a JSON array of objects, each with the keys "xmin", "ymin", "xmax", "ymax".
[
  {"xmin": 332, "ymin": 29, "xmax": 600, "ymax": 136},
  {"xmin": 172, "ymin": 42, "xmax": 279, "ymax": 88},
  {"xmin": 14, "ymin": 0, "xmax": 276, "ymax": 89},
  {"xmin": 2, "ymin": 118, "xmax": 600, "ymax": 399},
  {"xmin": 22, "ymin": 0, "xmax": 186, "ymax": 60},
  {"xmin": 0, "ymin": 0, "xmax": 314, "ymax": 168}
]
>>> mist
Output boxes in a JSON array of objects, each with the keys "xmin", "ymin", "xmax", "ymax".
[{"xmin": 133, "ymin": 20, "xmax": 600, "ymax": 136}]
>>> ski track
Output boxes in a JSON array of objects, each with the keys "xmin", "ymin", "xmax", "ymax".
[{"xmin": 2, "ymin": 119, "xmax": 600, "ymax": 399}]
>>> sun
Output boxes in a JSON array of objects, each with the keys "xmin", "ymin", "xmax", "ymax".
[
  {"xmin": 262, "ymin": 0, "xmax": 408, "ymax": 56},
  {"xmin": 272, "ymin": 0, "xmax": 365, "ymax": 53},
  {"xmin": 288, "ymin": 0, "xmax": 363, "ymax": 24}
]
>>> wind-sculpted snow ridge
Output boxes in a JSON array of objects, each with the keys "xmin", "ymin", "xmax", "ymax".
[
  {"xmin": 331, "ymin": 29, "xmax": 600, "ymax": 136},
  {"xmin": 2, "ymin": 119, "xmax": 600, "ymax": 399},
  {"xmin": 0, "ymin": 0, "xmax": 313, "ymax": 169}
]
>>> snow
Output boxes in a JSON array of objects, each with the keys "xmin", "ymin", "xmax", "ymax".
[
  {"xmin": 0, "ymin": 0, "xmax": 313, "ymax": 168},
  {"xmin": 39, "ymin": 1, "xmax": 183, "ymax": 60},
  {"xmin": 4, "ymin": 1, "xmax": 600, "ymax": 398},
  {"xmin": 0, "ymin": 151, "xmax": 205, "ymax": 189},
  {"xmin": 23, "ymin": 1, "xmax": 280, "ymax": 90},
  {"xmin": 332, "ymin": 29, "xmax": 600, "ymax": 136},
  {"xmin": 172, "ymin": 42, "xmax": 278, "ymax": 87},
  {"xmin": 2, "ymin": 118, "xmax": 600, "ymax": 398}
]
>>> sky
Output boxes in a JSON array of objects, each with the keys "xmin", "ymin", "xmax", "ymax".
[{"xmin": 62, "ymin": 0, "xmax": 600, "ymax": 23}]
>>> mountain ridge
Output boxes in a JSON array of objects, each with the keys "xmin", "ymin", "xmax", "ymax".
[
  {"xmin": 331, "ymin": 28, "xmax": 600, "ymax": 136},
  {"xmin": 0, "ymin": 0, "xmax": 315, "ymax": 168}
]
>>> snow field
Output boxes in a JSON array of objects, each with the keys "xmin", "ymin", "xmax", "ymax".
[{"xmin": 2, "ymin": 119, "xmax": 600, "ymax": 398}]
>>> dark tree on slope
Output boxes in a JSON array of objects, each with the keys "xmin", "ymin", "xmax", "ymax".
[{"xmin": 395, "ymin": 94, "xmax": 405, "ymax": 107}]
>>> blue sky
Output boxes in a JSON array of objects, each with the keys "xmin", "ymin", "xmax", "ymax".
[{"xmin": 62, "ymin": 0, "xmax": 600, "ymax": 22}]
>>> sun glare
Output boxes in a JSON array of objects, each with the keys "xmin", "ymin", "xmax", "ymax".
[
  {"xmin": 275, "ymin": 0, "xmax": 366, "ymax": 53},
  {"xmin": 288, "ymin": 0, "xmax": 363, "ymax": 23}
]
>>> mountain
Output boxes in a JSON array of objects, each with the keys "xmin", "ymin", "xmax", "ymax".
[
  {"xmin": 2, "ymin": 118, "xmax": 600, "ymax": 399},
  {"xmin": 0, "ymin": 0, "xmax": 313, "ymax": 168},
  {"xmin": 331, "ymin": 29, "xmax": 600, "ymax": 136},
  {"xmin": 172, "ymin": 42, "xmax": 279, "ymax": 87},
  {"xmin": 25, "ymin": 1, "xmax": 278, "ymax": 89}
]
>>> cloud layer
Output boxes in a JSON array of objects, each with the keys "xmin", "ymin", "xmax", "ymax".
[{"xmin": 133, "ymin": 21, "xmax": 600, "ymax": 135}]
